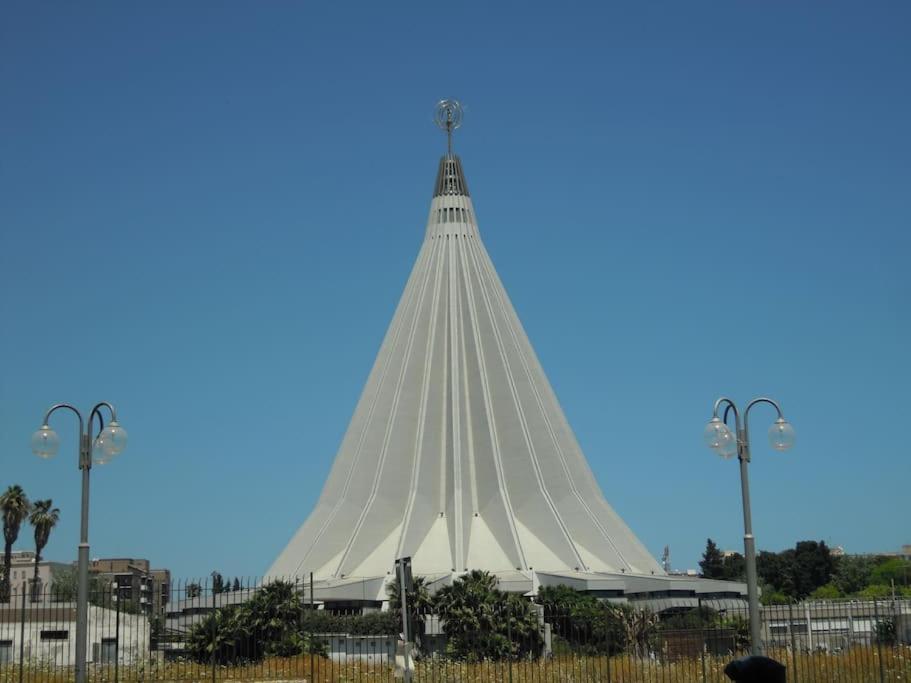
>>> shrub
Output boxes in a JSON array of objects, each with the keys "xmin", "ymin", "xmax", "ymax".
[
  {"xmin": 435, "ymin": 571, "xmax": 543, "ymax": 661},
  {"xmin": 809, "ymin": 583, "xmax": 842, "ymax": 600},
  {"xmin": 186, "ymin": 581, "xmax": 357, "ymax": 664}
]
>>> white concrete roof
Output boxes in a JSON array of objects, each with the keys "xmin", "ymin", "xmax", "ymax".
[{"xmin": 268, "ymin": 151, "xmax": 664, "ymax": 587}]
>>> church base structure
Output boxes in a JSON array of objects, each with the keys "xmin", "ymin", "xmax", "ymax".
[{"xmin": 293, "ymin": 569, "xmax": 748, "ymax": 612}]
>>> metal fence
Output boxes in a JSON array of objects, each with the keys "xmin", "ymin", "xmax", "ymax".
[{"xmin": 1, "ymin": 576, "xmax": 909, "ymax": 682}]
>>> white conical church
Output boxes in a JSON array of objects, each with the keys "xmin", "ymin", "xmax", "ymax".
[{"xmin": 268, "ymin": 102, "xmax": 745, "ymax": 607}]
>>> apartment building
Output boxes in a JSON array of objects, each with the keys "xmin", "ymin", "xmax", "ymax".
[
  {"xmin": 89, "ymin": 558, "xmax": 171, "ymax": 615},
  {"xmin": 5, "ymin": 551, "xmax": 70, "ymax": 603}
]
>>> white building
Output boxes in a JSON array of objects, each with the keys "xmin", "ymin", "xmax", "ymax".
[
  {"xmin": 3, "ymin": 551, "xmax": 70, "ymax": 604},
  {"xmin": 0, "ymin": 602, "xmax": 150, "ymax": 666},
  {"xmin": 267, "ymin": 101, "xmax": 746, "ymax": 607}
]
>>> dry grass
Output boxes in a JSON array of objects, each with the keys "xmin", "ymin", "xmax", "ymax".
[{"xmin": 1, "ymin": 646, "xmax": 909, "ymax": 683}]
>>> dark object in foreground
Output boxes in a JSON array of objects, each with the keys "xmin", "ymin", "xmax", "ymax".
[{"xmin": 724, "ymin": 655, "xmax": 787, "ymax": 682}]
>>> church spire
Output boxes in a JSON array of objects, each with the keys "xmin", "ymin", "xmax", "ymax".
[
  {"xmin": 434, "ymin": 99, "xmax": 463, "ymax": 157},
  {"xmin": 433, "ymin": 100, "xmax": 469, "ymax": 198},
  {"xmin": 268, "ymin": 100, "xmax": 666, "ymax": 590}
]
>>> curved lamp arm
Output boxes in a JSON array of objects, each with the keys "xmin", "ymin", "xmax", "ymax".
[
  {"xmin": 743, "ymin": 397, "xmax": 784, "ymax": 445},
  {"xmin": 87, "ymin": 402, "xmax": 117, "ymax": 440},
  {"xmin": 713, "ymin": 397, "xmax": 741, "ymax": 431},
  {"xmin": 712, "ymin": 397, "xmax": 738, "ymax": 419},
  {"xmin": 43, "ymin": 403, "xmax": 85, "ymax": 435},
  {"xmin": 745, "ymin": 397, "xmax": 783, "ymax": 420}
]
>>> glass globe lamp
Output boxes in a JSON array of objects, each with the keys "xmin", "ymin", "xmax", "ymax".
[
  {"xmin": 704, "ymin": 417, "xmax": 737, "ymax": 459},
  {"xmin": 768, "ymin": 418, "xmax": 795, "ymax": 451},
  {"xmin": 93, "ymin": 421, "xmax": 128, "ymax": 464},
  {"xmin": 31, "ymin": 425, "xmax": 60, "ymax": 459}
]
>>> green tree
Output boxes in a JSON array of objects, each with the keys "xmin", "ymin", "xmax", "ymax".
[
  {"xmin": 186, "ymin": 580, "xmax": 330, "ymax": 664},
  {"xmin": 757, "ymin": 550, "xmax": 795, "ymax": 597},
  {"xmin": 859, "ymin": 584, "xmax": 895, "ymax": 599},
  {"xmin": 759, "ymin": 584, "xmax": 791, "ymax": 606},
  {"xmin": 51, "ymin": 566, "xmax": 78, "ymax": 601},
  {"xmin": 28, "ymin": 499, "xmax": 60, "ymax": 600},
  {"xmin": 700, "ymin": 539, "xmax": 724, "ymax": 579},
  {"xmin": 387, "ymin": 575, "xmax": 433, "ymax": 649},
  {"xmin": 809, "ymin": 583, "xmax": 842, "ymax": 600},
  {"xmin": 791, "ymin": 541, "xmax": 835, "ymax": 599},
  {"xmin": 1, "ymin": 485, "xmax": 31, "ymax": 602},
  {"xmin": 721, "ymin": 552, "xmax": 746, "ymax": 581},
  {"xmin": 49, "ymin": 567, "xmax": 108, "ymax": 604},
  {"xmin": 869, "ymin": 558, "xmax": 911, "ymax": 588},
  {"xmin": 211, "ymin": 571, "xmax": 225, "ymax": 594},
  {"xmin": 186, "ymin": 582, "xmax": 202, "ymax": 599},
  {"xmin": 232, "ymin": 577, "xmax": 241, "ymax": 591},
  {"xmin": 434, "ymin": 570, "xmax": 542, "ymax": 661},
  {"xmin": 537, "ymin": 584, "xmax": 629, "ymax": 655},
  {"xmin": 833, "ymin": 555, "xmax": 876, "ymax": 595}
]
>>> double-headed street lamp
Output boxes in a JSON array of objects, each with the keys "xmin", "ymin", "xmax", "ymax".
[
  {"xmin": 31, "ymin": 402, "xmax": 127, "ymax": 683},
  {"xmin": 704, "ymin": 397, "xmax": 794, "ymax": 656}
]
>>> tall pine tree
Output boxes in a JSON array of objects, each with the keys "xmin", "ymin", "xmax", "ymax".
[{"xmin": 700, "ymin": 538, "xmax": 725, "ymax": 579}]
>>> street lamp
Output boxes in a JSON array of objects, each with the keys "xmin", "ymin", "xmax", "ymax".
[
  {"xmin": 31, "ymin": 402, "xmax": 127, "ymax": 683},
  {"xmin": 704, "ymin": 397, "xmax": 794, "ymax": 656}
]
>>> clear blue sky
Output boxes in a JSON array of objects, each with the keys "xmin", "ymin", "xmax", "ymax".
[{"xmin": 1, "ymin": 2, "xmax": 908, "ymax": 581}]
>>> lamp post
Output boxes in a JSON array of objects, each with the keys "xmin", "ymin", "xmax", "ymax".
[
  {"xmin": 31, "ymin": 402, "xmax": 127, "ymax": 683},
  {"xmin": 703, "ymin": 397, "xmax": 794, "ymax": 656}
]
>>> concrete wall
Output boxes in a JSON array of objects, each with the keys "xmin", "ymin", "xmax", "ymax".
[
  {"xmin": 324, "ymin": 634, "xmax": 396, "ymax": 663},
  {"xmin": 0, "ymin": 604, "xmax": 150, "ymax": 666}
]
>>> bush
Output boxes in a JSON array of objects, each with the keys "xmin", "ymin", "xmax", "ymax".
[
  {"xmin": 874, "ymin": 617, "xmax": 896, "ymax": 645},
  {"xmin": 809, "ymin": 583, "xmax": 842, "ymax": 600},
  {"xmin": 859, "ymin": 584, "xmax": 893, "ymax": 599},
  {"xmin": 187, "ymin": 581, "xmax": 349, "ymax": 664},
  {"xmin": 538, "ymin": 585, "xmax": 657, "ymax": 657},
  {"xmin": 539, "ymin": 585, "xmax": 625, "ymax": 654},
  {"xmin": 436, "ymin": 571, "xmax": 543, "ymax": 661},
  {"xmin": 659, "ymin": 605, "xmax": 718, "ymax": 631}
]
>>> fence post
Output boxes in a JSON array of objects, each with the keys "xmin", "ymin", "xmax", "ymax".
[
  {"xmin": 874, "ymin": 600, "xmax": 885, "ymax": 683},
  {"xmin": 310, "ymin": 572, "xmax": 315, "ymax": 683},
  {"xmin": 211, "ymin": 581, "xmax": 217, "ymax": 683},
  {"xmin": 115, "ymin": 588, "xmax": 121, "ymax": 683},
  {"xmin": 604, "ymin": 601, "xmax": 612, "ymax": 683},
  {"xmin": 698, "ymin": 597, "xmax": 707, "ymax": 683},
  {"xmin": 18, "ymin": 588, "xmax": 26, "ymax": 683},
  {"xmin": 788, "ymin": 601, "xmax": 798, "ymax": 683},
  {"xmin": 507, "ymin": 602, "xmax": 513, "ymax": 683}
]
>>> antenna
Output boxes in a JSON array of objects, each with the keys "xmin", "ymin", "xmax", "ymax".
[{"xmin": 434, "ymin": 99, "xmax": 463, "ymax": 156}]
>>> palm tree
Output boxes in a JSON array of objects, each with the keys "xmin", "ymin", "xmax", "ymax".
[
  {"xmin": 1, "ymin": 485, "xmax": 31, "ymax": 602},
  {"xmin": 432, "ymin": 570, "xmax": 542, "ymax": 660},
  {"xmin": 29, "ymin": 499, "xmax": 60, "ymax": 601},
  {"xmin": 386, "ymin": 575, "xmax": 433, "ymax": 650}
]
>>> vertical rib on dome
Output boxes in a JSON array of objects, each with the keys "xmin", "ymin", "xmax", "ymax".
[{"xmin": 433, "ymin": 155, "xmax": 469, "ymax": 197}]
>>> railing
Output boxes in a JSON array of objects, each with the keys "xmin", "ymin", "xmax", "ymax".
[{"xmin": 0, "ymin": 577, "xmax": 908, "ymax": 682}]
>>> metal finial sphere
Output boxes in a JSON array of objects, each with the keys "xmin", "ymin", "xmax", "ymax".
[{"xmin": 434, "ymin": 99, "xmax": 463, "ymax": 132}]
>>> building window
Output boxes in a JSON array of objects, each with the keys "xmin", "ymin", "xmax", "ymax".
[
  {"xmin": 40, "ymin": 630, "xmax": 69, "ymax": 641},
  {"xmin": 0, "ymin": 640, "xmax": 12, "ymax": 664},
  {"xmin": 100, "ymin": 638, "xmax": 117, "ymax": 664}
]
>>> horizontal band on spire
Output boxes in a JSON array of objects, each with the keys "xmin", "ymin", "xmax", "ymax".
[{"xmin": 433, "ymin": 155, "xmax": 470, "ymax": 197}]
